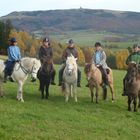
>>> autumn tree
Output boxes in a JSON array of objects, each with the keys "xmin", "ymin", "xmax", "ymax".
[{"xmin": 116, "ymin": 50, "xmax": 129, "ymax": 69}]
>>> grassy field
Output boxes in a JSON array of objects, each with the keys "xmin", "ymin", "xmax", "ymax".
[
  {"xmin": 50, "ymin": 30, "xmax": 140, "ymax": 49},
  {"xmin": 0, "ymin": 65, "xmax": 140, "ymax": 140}
]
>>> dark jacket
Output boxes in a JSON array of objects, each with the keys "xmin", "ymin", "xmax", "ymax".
[
  {"xmin": 62, "ymin": 47, "xmax": 78, "ymax": 62},
  {"xmin": 38, "ymin": 46, "xmax": 53, "ymax": 63}
]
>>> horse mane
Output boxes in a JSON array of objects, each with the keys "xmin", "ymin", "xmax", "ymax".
[{"xmin": 21, "ymin": 57, "xmax": 39, "ymax": 68}]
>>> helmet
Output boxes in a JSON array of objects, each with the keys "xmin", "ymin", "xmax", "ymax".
[
  {"xmin": 43, "ymin": 37, "xmax": 49, "ymax": 42},
  {"xmin": 67, "ymin": 39, "xmax": 74, "ymax": 44},
  {"xmin": 9, "ymin": 37, "xmax": 17, "ymax": 43}
]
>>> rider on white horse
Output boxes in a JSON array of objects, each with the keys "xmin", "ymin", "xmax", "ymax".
[
  {"xmin": 4, "ymin": 37, "xmax": 21, "ymax": 82},
  {"xmin": 58, "ymin": 39, "xmax": 81, "ymax": 87}
]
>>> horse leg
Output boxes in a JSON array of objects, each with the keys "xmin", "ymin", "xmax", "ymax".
[
  {"xmin": 133, "ymin": 96, "xmax": 137, "ymax": 112},
  {"xmin": 0, "ymin": 82, "xmax": 4, "ymax": 97},
  {"xmin": 102, "ymin": 84, "xmax": 107, "ymax": 100},
  {"xmin": 70, "ymin": 85, "xmax": 73, "ymax": 97},
  {"xmin": 17, "ymin": 81, "xmax": 24, "ymax": 102},
  {"xmin": 138, "ymin": 93, "xmax": 140, "ymax": 108},
  {"xmin": 128, "ymin": 95, "xmax": 132, "ymax": 111},
  {"xmin": 95, "ymin": 86, "xmax": 99, "ymax": 103},
  {"xmin": 73, "ymin": 84, "xmax": 77, "ymax": 102},
  {"xmin": 65, "ymin": 84, "xmax": 70, "ymax": 102},
  {"xmin": 45, "ymin": 84, "xmax": 49, "ymax": 99},
  {"xmin": 109, "ymin": 83, "xmax": 115, "ymax": 102},
  {"xmin": 90, "ymin": 87, "xmax": 94, "ymax": 103},
  {"xmin": 41, "ymin": 85, "xmax": 45, "ymax": 99}
]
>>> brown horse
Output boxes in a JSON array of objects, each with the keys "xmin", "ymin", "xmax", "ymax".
[
  {"xmin": 84, "ymin": 63, "xmax": 115, "ymax": 103},
  {"xmin": 125, "ymin": 62, "xmax": 140, "ymax": 112}
]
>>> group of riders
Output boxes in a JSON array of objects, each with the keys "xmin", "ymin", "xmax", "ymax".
[{"xmin": 3, "ymin": 37, "xmax": 140, "ymax": 96}]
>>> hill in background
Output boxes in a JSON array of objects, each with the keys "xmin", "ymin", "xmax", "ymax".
[
  {"xmin": 1, "ymin": 9, "xmax": 140, "ymax": 34},
  {"xmin": 1, "ymin": 8, "xmax": 140, "ymax": 47}
]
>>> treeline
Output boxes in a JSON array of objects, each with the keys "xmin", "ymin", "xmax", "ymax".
[
  {"xmin": 0, "ymin": 20, "xmax": 13, "ymax": 54},
  {"xmin": 0, "ymin": 21, "xmax": 129, "ymax": 69}
]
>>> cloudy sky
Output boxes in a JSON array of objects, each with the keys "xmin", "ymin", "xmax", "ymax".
[{"xmin": 0, "ymin": 0, "xmax": 140, "ymax": 17}]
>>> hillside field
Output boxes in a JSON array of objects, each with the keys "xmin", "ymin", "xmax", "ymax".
[
  {"xmin": 50, "ymin": 30, "xmax": 140, "ymax": 49},
  {"xmin": 0, "ymin": 65, "xmax": 140, "ymax": 140}
]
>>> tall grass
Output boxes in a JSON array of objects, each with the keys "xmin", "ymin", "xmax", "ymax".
[{"xmin": 0, "ymin": 66, "xmax": 140, "ymax": 140}]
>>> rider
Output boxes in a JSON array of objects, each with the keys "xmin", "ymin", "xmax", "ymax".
[
  {"xmin": 38, "ymin": 37, "xmax": 56, "ymax": 85},
  {"xmin": 92, "ymin": 42, "xmax": 108, "ymax": 85},
  {"xmin": 58, "ymin": 39, "xmax": 81, "ymax": 87},
  {"xmin": 122, "ymin": 44, "xmax": 140, "ymax": 96},
  {"xmin": 4, "ymin": 37, "xmax": 21, "ymax": 82}
]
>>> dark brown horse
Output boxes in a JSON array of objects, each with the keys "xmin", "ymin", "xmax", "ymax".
[
  {"xmin": 125, "ymin": 62, "xmax": 140, "ymax": 112},
  {"xmin": 37, "ymin": 56, "xmax": 53, "ymax": 99},
  {"xmin": 84, "ymin": 63, "xmax": 115, "ymax": 103}
]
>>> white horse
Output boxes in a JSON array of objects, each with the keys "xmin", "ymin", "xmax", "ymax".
[
  {"xmin": 62, "ymin": 54, "xmax": 78, "ymax": 102},
  {"xmin": 0, "ymin": 57, "xmax": 41, "ymax": 102}
]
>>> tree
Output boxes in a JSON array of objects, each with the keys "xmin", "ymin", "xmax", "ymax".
[{"xmin": 0, "ymin": 20, "xmax": 13, "ymax": 54}]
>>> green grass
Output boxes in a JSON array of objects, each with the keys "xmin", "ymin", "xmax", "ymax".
[
  {"xmin": 50, "ymin": 30, "xmax": 140, "ymax": 49},
  {"xmin": 0, "ymin": 66, "xmax": 140, "ymax": 140}
]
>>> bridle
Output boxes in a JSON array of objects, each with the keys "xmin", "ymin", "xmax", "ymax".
[{"xmin": 16, "ymin": 61, "xmax": 37, "ymax": 75}]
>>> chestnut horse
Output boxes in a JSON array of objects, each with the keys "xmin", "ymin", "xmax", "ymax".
[
  {"xmin": 84, "ymin": 63, "xmax": 115, "ymax": 103},
  {"xmin": 125, "ymin": 62, "xmax": 140, "ymax": 112}
]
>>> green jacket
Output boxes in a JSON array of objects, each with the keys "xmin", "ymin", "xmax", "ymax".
[{"xmin": 126, "ymin": 52, "xmax": 140, "ymax": 65}]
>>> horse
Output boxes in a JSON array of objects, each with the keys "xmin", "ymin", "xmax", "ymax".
[
  {"xmin": 62, "ymin": 54, "xmax": 78, "ymax": 102},
  {"xmin": 0, "ymin": 57, "xmax": 41, "ymax": 102},
  {"xmin": 84, "ymin": 63, "xmax": 115, "ymax": 103},
  {"xmin": 37, "ymin": 56, "xmax": 53, "ymax": 99},
  {"xmin": 125, "ymin": 62, "xmax": 140, "ymax": 112}
]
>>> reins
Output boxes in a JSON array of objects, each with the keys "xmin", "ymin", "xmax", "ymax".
[{"xmin": 15, "ymin": 61, "xmax": 37, "ymax": 75}]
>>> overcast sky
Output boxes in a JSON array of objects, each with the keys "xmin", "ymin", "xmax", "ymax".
[{"xmin": 0, "ymin": 0, "xmax": 140, "ymax": 17}]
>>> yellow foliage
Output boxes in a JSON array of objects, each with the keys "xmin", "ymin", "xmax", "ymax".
[{"xmin": 116, "ymin": 50, "xmax": 129, "ymax": 69}]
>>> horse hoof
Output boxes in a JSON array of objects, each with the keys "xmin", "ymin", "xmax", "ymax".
[
  {"xmin": 128, "ymin": 108, "xmax": 131, "ymax": 111},
  {"xmin": 20, "ymin": 99, "xmax": 24, "ymax": 102}
]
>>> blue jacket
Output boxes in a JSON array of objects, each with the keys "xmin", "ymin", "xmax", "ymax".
[{"xmin": 7, "ymin": 45, "xmax": 21, "ymax": 61}]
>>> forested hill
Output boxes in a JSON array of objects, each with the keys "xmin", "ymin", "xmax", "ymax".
[{"xmin": 1, "ymin": 8, "xmax": 140, "ymax": 34}]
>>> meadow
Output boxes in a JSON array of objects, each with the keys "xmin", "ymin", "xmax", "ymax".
[
  {"xmin": 0, "ymin": 65, "xmax": 140, "ymax": 140},
  {"xmin": 50, "ymin": 30, "xmax": 140, "ymax": 49}
]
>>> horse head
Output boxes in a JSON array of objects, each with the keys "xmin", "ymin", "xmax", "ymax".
[
  {"xmin": 127, "ymin": 62, "xmax": 138, "ymax": 74},
  {"xmin": 66, "ymin": 55, "xmax": 77, "ymax": 76},
  {"xmin": 41, "ymin": 56, "xmax": 53, "ymax": 75},
  {"xmin": 21, "ymin": 57, "xmax": 41, "ymax": 82},
  {"xmin": 30, "ymin": 58, "xmax": 41, "ymax": 82},
  {"xmin": 84, "ymin": 63, "xmax": 93, "ymax": 79}
]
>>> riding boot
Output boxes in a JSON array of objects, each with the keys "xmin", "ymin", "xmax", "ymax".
[
  {"xmin": 122, "ymin": 77, "xmax": 128, "ymax": 96},
  {"xmin": 9, "ymin": 77, "xmax": 14, "ymax": 82},
  {"xmin": 3, "ymin": 71, "xmax": 8, "ymax": 83},
  {"xmin": 77, "ymin": 69, "xmax": 81, "ymax": 87},
  {"xmin": 102, "ymin": 68, "xmax": 109, "ymax": 86},
  {"xmin": 58, "ymin": 69, "xmax": 63, "ymax": 86},
  {"xmin": 51, "ymin": 70, "xmax": 56, "ymax": 85}
]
